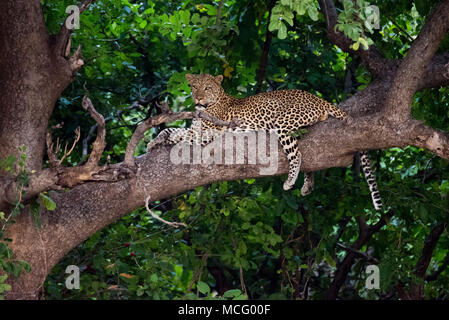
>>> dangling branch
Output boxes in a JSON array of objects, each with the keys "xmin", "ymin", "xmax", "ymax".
[{"xmin": 145, "ymin": 195, "xmax": 187, "ymax": 228}]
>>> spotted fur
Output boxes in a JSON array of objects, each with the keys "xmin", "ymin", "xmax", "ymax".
[
  {"xmin": 360, "ymin": 151, "xmax": 383, "ymax": 210},
  {"xmin": 147, "ymin": 74, "xmax": 382, "ymax": 210}
]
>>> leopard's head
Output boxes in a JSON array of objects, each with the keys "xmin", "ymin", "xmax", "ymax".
[{"xmin": 186, "ymin": 74, "xmax": 224, "ymax": 107}]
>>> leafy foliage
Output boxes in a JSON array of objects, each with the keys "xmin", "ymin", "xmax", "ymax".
[
  {"xmin": 40, "ymin": 0, "xmax": 449, "ymax": 300},
  {"xmin": 0, "ymin": 146, "xmax": 32, "ymax": 299}
]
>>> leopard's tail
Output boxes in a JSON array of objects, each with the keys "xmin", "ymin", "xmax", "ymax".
[{"xmin": 359, "ymin": 151, "xmax": 383, "ymax": 211}]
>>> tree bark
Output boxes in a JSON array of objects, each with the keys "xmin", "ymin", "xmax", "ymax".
[{"xmin": 0, "ymin": 0, "xmax": 449, "ymax": 299}]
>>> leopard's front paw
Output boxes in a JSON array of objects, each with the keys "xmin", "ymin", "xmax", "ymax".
[{"xmin": 146, "ymin": 140, "xmax": 158, "ymax": 151}]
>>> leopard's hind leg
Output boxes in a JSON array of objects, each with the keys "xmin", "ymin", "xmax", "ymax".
[
  {"xmin": 278, "ymin": 133, "xmax": 301, "ymax": 191},
  {"xmin": 300, "ymin": 172, "xmax": 315, "ymax": 196}
]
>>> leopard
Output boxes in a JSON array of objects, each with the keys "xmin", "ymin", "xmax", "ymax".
[{"xmin": 147, "ymin": 73, "xmax": 383, "ymax": 210}]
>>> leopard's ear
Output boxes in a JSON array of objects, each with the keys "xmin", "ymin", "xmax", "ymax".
[
  {"xmin": 186, "ymin": 74, "xmax": 195, "ymax": 83},
  {"xmin": 214, "ymin": 75, "xmax": 223, "ymax": 84}
]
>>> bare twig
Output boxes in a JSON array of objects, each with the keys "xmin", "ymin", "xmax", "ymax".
[
  {"xmin": 59, "ymin": 127, "xmax": 81, "ymax": 165},
  {"xmin": 45, "ymin": 95, "xmax": 130, "ymax": 188},
  {"xmin": 239, "ymin": 266, "xmax": 247, "ymax": 296},
  {"xmin": 387, "ymin": 16, "xmax": 414, "ymax": 43},
  {"xmin": 82, "ymin": 102, "xmax": 143, "ymax": 162},
  {"xmin": 82, "ymin": 96, "xmax": 106, "ymax": 168},
  {"xmin": 145, "ymin": 195, "xmax": 187, "ymax": 228},
  {"xmin": 336, "ymin": 242, "xmax": 379, "ymax": 264}
]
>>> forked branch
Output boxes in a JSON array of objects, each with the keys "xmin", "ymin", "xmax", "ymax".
[
  {"xmin": 384, "ymin": 0, "xmax": 449, "ymax": 122},
  {"xmin": 318, "ymin": 0, "xmax": 391, "ymax": 77},
  {"xmin": 123, "ymin": 101, "xmax": 242, "ymax": 168}
]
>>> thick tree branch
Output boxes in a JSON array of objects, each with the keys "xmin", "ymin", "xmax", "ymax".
[
  {"xmin": 415, "ymin": 223, "xmax": 447, "ymax": 278},
  {"xmin": 398, "ymin": 223, "xmax": 447, "ymax": 299},
  {"xmin": 419, "ymin": 52, "xmax": 449, "ymax": 89},
  {"xmin": 318, "ymin": 0, "xmax": 449, "ymax": 93},
  {"xmin": 384, "ymin": 0, "xmax": 449, "ymax": 122},
  {"xmin": 325, "ymin": 211, "xmax": 393, "ymax": 299},
  {"xmin": 408, "ymin": 120, "xmax": 449, "ymax": 160}
]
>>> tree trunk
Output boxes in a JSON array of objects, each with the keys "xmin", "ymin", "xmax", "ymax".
[{"xmin": 0, "ymin": 0, "xmax": 449, "ymax": 299}]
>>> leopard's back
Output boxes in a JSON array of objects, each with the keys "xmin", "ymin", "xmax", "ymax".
[{"xmin": 220, "ymin": 89, "xmax": 347, "ymax": 132}]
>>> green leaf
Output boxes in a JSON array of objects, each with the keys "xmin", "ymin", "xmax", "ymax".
[
  {"xmin": 17, "ymin": 260, "xmax": 31, "ymax": 273},
  {"xmin": 414, "ymin": 0, "xmax": 432, "ymax": 15},
  {"xmin": 307, "ymin": 4, "xmax": 319, "ymax": 21},
  {"xmin": 0, "ymin": 283, "xmax": 11, "ymax": 293},
  {"xmin": 39, "ymin": 193, "xmax": 56, "ymax": 211},
  {"xmin": 323, "ymin": 251, "xmax": 336, "ymax": 267},
  {"xmin": 223, "ymin": 289, "xmax": 242, "ymax": 298},
  {"xmin": 285, "ymin": 195, "xmax": 298, "ymax": 210},
  {"xmin": 30, "ymin": 198, "xmax": 41, "ymax": 228},
  {"xmin": 197, "ymin": 281, "xmax": 210, "ymax": 295},
  {"xmin": 150, "ymin": 274, "xmax": 158, "ymax": 283},
  {"xmin": 293, "ymin": 1, "xmax": 307, "ymax": 15},
  {"xmin": 0, "ymin": 155, "xmax": 16, "ymax": 173},
  {"xmin": 268, "ymin": 19, "xmax": 282, "ymax": 32},
  {"xmin": 180, "ymin": 10, "xmax": 190, "ymax": 25},
  {"xmin": 277, "ymin": 22, "xmax": 287, "ymax": 39},
  {"xmin": 139, "ymin": 20, "xmax": 147, "ymax": 29}
]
